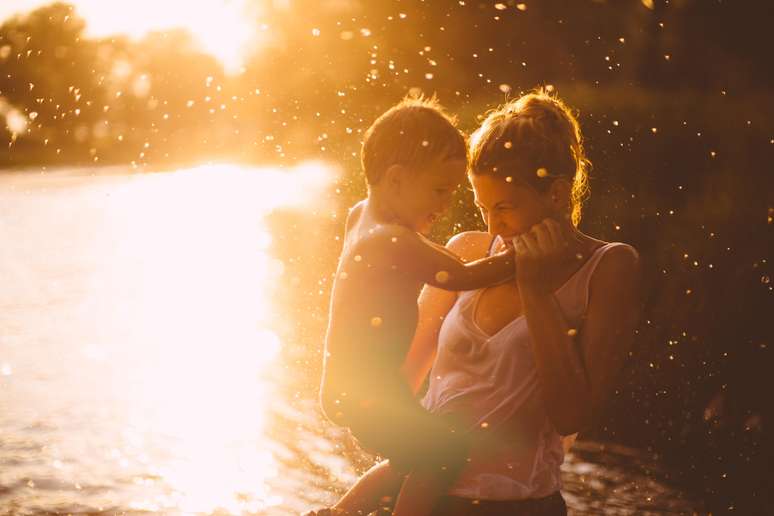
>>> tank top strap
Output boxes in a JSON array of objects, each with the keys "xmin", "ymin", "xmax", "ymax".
[
  {"xmin": 561, "ymin": 241, "xmax": 637, "ymax": 312},
  {"xmin": 485, "ymin": 234, "xmax": 500, "ymax": 257}
]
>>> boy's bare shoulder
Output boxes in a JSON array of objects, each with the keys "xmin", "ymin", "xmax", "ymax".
[
  {"xmin": 344, "ymin": 200, "xmax": 367, "ymax": 234},
  {"xmin": 358, "ymin": 223, "xmax": 415, "ymax": 248},
  {"xmin": 445, "ymin": 231, "xmax": 493, "ymax": 262},
  {"xmin": 346, "ymin": 223, "xmax": 421, "ymax": 262}
]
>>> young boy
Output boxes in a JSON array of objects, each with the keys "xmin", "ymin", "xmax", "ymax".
[{"xmin": 316, "ymin": 96, "xmax": 514, "ymax": 515}]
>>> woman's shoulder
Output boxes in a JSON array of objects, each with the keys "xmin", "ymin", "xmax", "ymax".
[
  {"xmin": 586, "ymin": 240, "xmax": 641, "ymax": 291},
  {"xmin": 591, "ymin": 240, "xmax": 640, "ymax": 264},
  {"xmin": 445, "ymin": 230, "xmax": 493, "ymax": 262}
]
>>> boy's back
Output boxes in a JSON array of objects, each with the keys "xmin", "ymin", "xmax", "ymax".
[{"xmin": 322, "ymin": 200, "xmax": 427, "ymax": 418}]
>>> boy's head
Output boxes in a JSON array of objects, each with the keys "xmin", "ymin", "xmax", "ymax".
[{"xmin": 362, "ymin": 95, "xmax": 468, "ymax": 234}]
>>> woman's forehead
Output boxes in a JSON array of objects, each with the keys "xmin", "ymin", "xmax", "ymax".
[{"xmin": 471, "ymin": 174, "xmax": 530, "ymax": 203}]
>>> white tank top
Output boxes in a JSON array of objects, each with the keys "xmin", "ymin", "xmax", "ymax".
[{"xmin": 422, "ymin": 241, "xmax": 636, "ymax": 500}]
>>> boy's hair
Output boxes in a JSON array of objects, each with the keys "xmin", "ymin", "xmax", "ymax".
[
  {"xmin": 361, "ymin": 94, "xmax": 467, "ymax": 186},
  {"xmin": 469, "ymin": 88, "xmax": 591, "ymax": 226}
]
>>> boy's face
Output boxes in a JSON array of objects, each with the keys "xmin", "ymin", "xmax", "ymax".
[{"xmin": 395, "ymin": 157, "xmax": 467, "ymax": 235}]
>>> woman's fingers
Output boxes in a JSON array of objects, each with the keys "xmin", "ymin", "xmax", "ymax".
[
  {"xmin": 530, "ymin": 223, "xmax": 552, "ymax": 254},
  {"xmin": 519, "ymin": 231, "xmax": 541, "ymax": 256},
  {"xmin": 544, "ymin": 218, "xmax": 566, "ymax": 249}
]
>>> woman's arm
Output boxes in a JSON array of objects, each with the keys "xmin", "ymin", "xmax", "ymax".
[
  {"xmin": 515, "ymin": 220, "xmax": 641, "ymax": 435},
  {"xmin": 402, "ymin": 283, "xmax": 457, "ymax": 394}
]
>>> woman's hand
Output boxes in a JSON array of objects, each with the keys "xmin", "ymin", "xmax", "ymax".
[{"xmin": 512, "ymin": 217, "xmax": 578, "ymax": 295}]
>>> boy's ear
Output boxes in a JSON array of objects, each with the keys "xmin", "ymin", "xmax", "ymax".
[{"xmin": 383, "ymin": 164, "xmax": 407, "ymax": 192}]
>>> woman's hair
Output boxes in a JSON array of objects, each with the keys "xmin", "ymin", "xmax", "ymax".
[{"xmin": 469, "ymin": 88, "xmax": 590, "ymax": 226}]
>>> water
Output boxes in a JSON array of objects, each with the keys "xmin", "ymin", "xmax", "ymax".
[{"xmin": 0, "ymin": 165, "xmax": 701, "ymax": 515}]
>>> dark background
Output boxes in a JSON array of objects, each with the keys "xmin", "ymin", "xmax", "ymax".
[{"xmin": 2, "ymin": 1, "xmax": 772, "ymax": 513}]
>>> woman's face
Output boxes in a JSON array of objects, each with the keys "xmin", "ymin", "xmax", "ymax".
[{"xmin": 470, "ymin": 173, "xmax": 556, "ymax": 238}]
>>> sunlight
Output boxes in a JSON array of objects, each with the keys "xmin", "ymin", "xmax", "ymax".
[
  {"xmin": 99, "ymin": 162, "xmax": 335, "ymax": 511},
  {"xmin": 1, "ymin": 0, "xmax": 259, "ymax": 73},
  {"xmin": 0, "ymin": 161, "xmax": 338, "ymax": 512},
  {"xmin": 11, "ymin": 162, "xmax": 339, "ymax": 512}
]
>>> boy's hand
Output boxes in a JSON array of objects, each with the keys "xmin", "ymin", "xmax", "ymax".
[{"xmin": 512, "ymin": 217, "xmax": 578, "ymax": 295}]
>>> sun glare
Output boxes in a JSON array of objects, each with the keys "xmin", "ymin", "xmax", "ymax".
[
  {"xmin": 95, "ymin": 163, "xmax": 335, "ymax": 511},
  {"xmin": 2, "ymin": 0, "xmax": 258, "ymax": 73}
]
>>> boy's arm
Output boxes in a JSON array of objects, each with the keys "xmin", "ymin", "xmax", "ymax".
[
  {"xmin": 402, "ymin": 231, "xmax": 495, "ymax": 394},
  {"xmin": 368, "ymin": 227, "xmax": 514, "ymax": 291}
]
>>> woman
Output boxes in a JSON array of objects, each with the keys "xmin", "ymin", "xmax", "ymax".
[{"xmin": 311, "ymin": 89, "xmax": 641, "ymax": 515}]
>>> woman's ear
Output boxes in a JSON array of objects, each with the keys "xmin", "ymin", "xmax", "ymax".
[{"xmin": 549, "ymin": 178, "xmax": 572, "ymax": 216}]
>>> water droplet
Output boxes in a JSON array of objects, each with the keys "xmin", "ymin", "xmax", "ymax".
[
  {"xmin": 371, "ymin": 316, "xmax": 383, "ymax": 328},
  {"xmin": 503, "ymin": 141, "xmax": 512, "ymax": 149},
  {"xmin": 762, "ymin": 275, "xmax": 770, "ymax": 284},
  {"xmin": 567, "ymin": 328, "xmax": 578, "ymax": 337},
  {"xmin": 435, "ymin": 270, "xmax": 450, "ymax": 284},
  {"xmin": 536, "ymin": 167, "xmax": 548, "ymax": 178}
]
